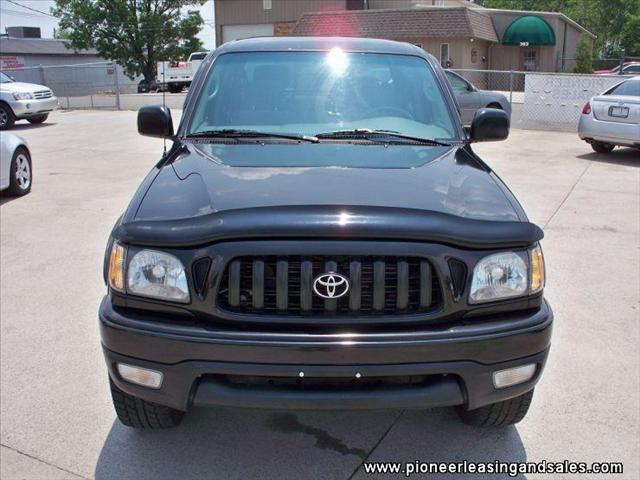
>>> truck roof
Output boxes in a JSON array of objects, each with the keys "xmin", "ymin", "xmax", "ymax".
[{"xmin": 217, "ymin": 36, "xmax": 424, "ymax": 56}]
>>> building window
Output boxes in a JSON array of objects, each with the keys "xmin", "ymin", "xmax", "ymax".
[
  {"xmin": 433, "ymin": 0, "xmax": 445, "ymax": 5},
  {"xmin": 440, "ymin": 43, "xmax": 449, "ymax": 67},
  {"xmin": 346, "ymin": 0, "xmax": 365, "ymax": 9},
  {"xmin": 263, "ymin": 0, "xmax": 272, "ymax": 10}
]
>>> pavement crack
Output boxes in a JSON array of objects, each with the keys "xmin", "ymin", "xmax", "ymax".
[
  {"xmin": 0, "ymin": 443, "xmax": 89, "ymax": 480},
  {"xmin": 543, "ymin": 162, "xmax": 591, "ymax": 229},
  {"xmin": 267, "ymin": 413, "xmax": 367, "ymax": 459},
  {"xmin": 346, "ymin": 410, "xmax": 405, "ymax": 480}
]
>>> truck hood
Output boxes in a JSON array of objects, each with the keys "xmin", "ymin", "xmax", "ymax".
[
  {"xmin": 131, "ymin": 142, "xmax": 521, "ymax": 224},
  {"xmin": 0, "ymin": 81, "xmax": 49, "ymax": 93},
  {"xmin": 114, "ymin": 142, "xmax": 543, "ymax": 249}
]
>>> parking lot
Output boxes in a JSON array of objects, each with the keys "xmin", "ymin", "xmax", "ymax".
[{"xmin": 1, "ymin": 110, "xmax": 638, "ymax": 479}]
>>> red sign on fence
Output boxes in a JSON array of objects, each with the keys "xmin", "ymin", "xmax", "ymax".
[{"xmin": 0, "ymin": 55, "xmax": 26, "ymax": 69}]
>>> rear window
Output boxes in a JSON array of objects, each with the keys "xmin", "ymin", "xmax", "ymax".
[{"xmin": 605, "ymin": 80, "xmax": 640, "ymax": 97}]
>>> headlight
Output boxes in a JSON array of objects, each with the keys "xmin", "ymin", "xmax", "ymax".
[
  {"xmin": 127, "ymin": 249, "xmax": 190, "ymax": 302},
  {"xmin": 13, "ymin": 92, "xmax": 34, "ymax": 100},
  {"xmin": 469, "ymin": 245, "xmax": 546, "ymax": 304},
  {"xmin": 470, "ymin": 251, "xmax": 528, "ymax": 303}
]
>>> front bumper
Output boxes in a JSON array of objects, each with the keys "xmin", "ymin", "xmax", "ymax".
[
  {"xmin": 100, "ymin": 297, "xmax": 553, "ymax": 412},
  {"xmin": 11, "ymin": 97, "xmax": 59, "ymax": 118}
]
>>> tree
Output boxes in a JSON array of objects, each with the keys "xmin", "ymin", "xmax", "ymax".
[
  {"xmin": 619, "ymin": 13, "xmax": 640, "ymax": 56},
  {"xmin": 52, "ymin": 0, "xmax": 206, "ymax": 81},
  {"xmin": 573, "ymin": 35, "xmax": 593, "ymax": 73}
]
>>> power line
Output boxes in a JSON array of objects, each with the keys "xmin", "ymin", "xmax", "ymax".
[
  {"xmin": 3, "ymin": 0, "xmax": 59, "ymax": 18},
  {"xmin": 0, "ymin": 7, "xmax": 56, "ymax": 19}
]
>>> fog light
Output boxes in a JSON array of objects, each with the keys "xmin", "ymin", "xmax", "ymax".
[
  {"xmin": 117, "ymin": 363, "xmax": 163, "ymax": 389},
  {"xmin": 493, "ymin": 364, "xmax": 536, "ymax": 389}
]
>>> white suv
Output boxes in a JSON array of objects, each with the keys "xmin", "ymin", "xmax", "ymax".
[{"xmin": 0, "ymin": 72, "xmax": 59, "ymax": 130}]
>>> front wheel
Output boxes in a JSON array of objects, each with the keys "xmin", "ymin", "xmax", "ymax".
[
  {"xmin": 5, "ymin": 147, "xmax": 32, "ymax": 196},
  {"xmin": 168, "ymin": 83, "xmax": 183, "ymax": 93},
  {"xmin": 27, "ymin": 114, "xmax": 49, "ymax": 124},
  {"xmin": 591, "ymin": 141, "xmax": 615, "ymax": 153},
  {"xmin": 109, "ymin": 378, "xmax": 184, "ymax": 429},
  {"xmin": 0, "ymin": 103, "xmax": 15, "ymax": 130},
  {"xmin": 456, "ymin": 389, "xmax": 534, "ymax": 427}
]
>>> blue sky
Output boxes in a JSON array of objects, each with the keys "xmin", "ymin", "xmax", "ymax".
[{"xmin": 0, "ymin": 0, "xmax": 217, "ymax": 49}]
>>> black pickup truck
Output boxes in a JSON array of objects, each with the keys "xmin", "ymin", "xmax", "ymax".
[{"xmin": 101, "ymin": 37, "xmax": 552, "ymax": 429}]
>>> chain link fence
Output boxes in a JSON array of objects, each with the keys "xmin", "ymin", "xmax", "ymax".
[
  {"xmin": 1, "ymin": 62, "xmax": 634, "ymax": 131},
  {"xmin": 2, "ymin": 62, "xmax": 130, "ymax": 109},
  {"xmin": 1, "ymin": 61, "xmax": 188, "ymax": 110},
  {"xmin": 449, "ymin": 68, "xmax": 631, "ymax": 131},
  {"xmin": 450, "ymin": 69, "xmax": 526, "ymax": 105}
]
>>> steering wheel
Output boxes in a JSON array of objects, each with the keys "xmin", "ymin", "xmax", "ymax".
[{"xmin": 362, "ymin": 106, "xmax": 414, "ymax": 119}]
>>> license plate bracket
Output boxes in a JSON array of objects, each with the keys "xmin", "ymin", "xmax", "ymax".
[{"xmin": 609, "ymin": 106, "xmax": 629, "ymax": 118}]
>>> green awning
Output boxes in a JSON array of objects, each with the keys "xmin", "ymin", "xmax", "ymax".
[{"xmin": 502, "ymin": 16, "xmax": 556, "ymax": 46}]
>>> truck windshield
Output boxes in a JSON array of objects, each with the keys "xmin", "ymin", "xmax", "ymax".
[{"xmin": 188, "ymin": 50, "xmax": 457, "ymax": 141}]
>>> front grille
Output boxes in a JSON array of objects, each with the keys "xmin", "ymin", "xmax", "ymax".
[
  {"xmin": 217, "ymin": 256, "xmax": 441, "ymax": 316},
  {"xmin": 33, "ymin": 90, "xmax": 52, "ymax": 99}
]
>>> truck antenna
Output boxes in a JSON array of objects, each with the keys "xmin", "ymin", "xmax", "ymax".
[{"xmin": 162, "ymin": 63, "xmax": 167, "ymax": 156}]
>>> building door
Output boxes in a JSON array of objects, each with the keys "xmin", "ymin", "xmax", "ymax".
[
  {"xmin": 222, "ymin": 24, "xmax": 275, "ymax": 44},
  {"xmin": 440, "ymin": 43, "xmax": 450, "ymax": 67},
  {"xmin": 521, "ymin": 48, "xmax": 538, "ymax": 71}
]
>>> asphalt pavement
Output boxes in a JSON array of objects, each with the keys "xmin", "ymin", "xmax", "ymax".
[{"xmin": 1, "ymin": 110, "xmax": 638, "ymax": 479}]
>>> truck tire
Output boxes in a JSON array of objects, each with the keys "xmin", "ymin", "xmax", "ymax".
[
  {"xmin": 456, "ymin": 389, "xmax": 534, "ymax": 427},
  {"xmin": 0, "ymin": 103, "xmax": 15, "ymax": 130},
  {"xmin": 168, "ymin": 83, "xmax": 183, "ymax": 94},
  {"xmin": 109, "ymin": 378, "xmax": 184, "ymax": 429},
  {"xmin": 591, "ymin": 141, "xmax": 615, "ymax": 153},
  {"xmin": 27, "ymin": 114, "xmax": 49, "ymax": 124}
]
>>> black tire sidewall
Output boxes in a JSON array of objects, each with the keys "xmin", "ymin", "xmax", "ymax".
[
  {"xmin": 27, "ymin": 114, "xmax": 49, "ymax": 124},
  {"xmin": 591, "ymin": 141, "xmax": 615, "ymax": 153},
  {"xmin": 0, "ymin": 103, "xmax": 15, "ymax": 130}
]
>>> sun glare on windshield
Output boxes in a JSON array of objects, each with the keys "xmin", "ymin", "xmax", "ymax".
[{"xmin": 326, "ymin": 47, "xmax": 349, "ymax": 76}]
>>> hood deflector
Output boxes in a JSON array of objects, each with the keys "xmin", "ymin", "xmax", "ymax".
[{"xmin": 114, "ymin": 205, "xmax": 543, "ymax": 250}]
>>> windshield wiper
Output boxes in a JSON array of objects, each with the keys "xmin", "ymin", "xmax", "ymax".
[
  {"xmin": 186, "ymin": 129, "xmax": 319, "ymax": 143},
  {"xmin": 315, "ymin": 129, "xmax": 450, "ymax": 146}
]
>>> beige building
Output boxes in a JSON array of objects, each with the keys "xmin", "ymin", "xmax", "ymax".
[
  {"xmin": 215, "ymin": 1, "xmax": 481, "ymax": 46},
  {"xmin": 214, "ymin": 0, "xmax": 594, "ymax": 73}
]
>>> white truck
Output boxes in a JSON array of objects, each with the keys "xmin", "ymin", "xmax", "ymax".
[{"xmin": 156, "ymin": 51, "xmax": 208, "ymax": 93}]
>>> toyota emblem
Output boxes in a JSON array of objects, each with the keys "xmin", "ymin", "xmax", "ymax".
[{"xmin": 313, "ymin": 273, "xmax": 350, "ymax": 299}]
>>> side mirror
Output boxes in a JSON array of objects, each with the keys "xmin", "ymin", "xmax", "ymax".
[
  {"xmin": 137, "ymin": 104, "xmax": 174, "ymax": 138},
  {"xmin": 470, "ymin": 108, "xmax": 509, "ymax": 142}
]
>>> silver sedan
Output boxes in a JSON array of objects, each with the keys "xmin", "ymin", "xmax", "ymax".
[
  {"xmin": 578, "ymin": 76, "xmax": 640, "ymax": 153},
  {"xmin": 0, "ymin": 132, "xmax": 32, "ymax": 196},
  {"xmin": 445, "ymin": 70, "xmax": 512, "ymax": 125}
]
